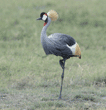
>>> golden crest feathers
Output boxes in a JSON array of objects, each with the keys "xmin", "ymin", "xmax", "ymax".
[{"xmin": 47, "ymin": 10, "xmax": 58, "ymax": 21}]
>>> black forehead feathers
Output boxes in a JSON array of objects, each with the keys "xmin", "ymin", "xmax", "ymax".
[{"xmin": 40, "ymin": 12, "xmax": 47, "ymax": 17}]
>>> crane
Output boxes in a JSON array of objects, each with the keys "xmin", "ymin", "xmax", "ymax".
[{"xmin": 37, "ymin": 10, "xmax": 81, "ymax": 99}]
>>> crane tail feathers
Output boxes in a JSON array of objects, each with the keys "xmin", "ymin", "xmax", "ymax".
[{"xmin": 75, "ymin": 43, "xmax": 81, "ymax": 59}]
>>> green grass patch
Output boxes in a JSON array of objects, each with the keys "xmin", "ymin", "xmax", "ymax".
[{"xmin": 0, "ymin": 0, "xmax": 106, "ymax": 109}]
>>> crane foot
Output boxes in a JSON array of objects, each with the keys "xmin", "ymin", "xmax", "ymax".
[{"xmin": 58, "ymin": 95, "xmax": 62, "ymax": 99}]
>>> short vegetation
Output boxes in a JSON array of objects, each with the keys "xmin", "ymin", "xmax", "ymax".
[{"xmin": 0, "ymin": 0, "xmax": 106, "ymax": 109}]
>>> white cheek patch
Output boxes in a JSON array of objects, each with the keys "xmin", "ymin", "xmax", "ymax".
[
  {"xmin": 42, "ymin": 14, "xmax": 47, "ymax": 21},
  {"xmin": 66, "ymin": 42, "xmax": 77, "ymax": 55}
]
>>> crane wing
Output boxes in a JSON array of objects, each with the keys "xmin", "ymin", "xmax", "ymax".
[
  {"xmin": 46, "ymin": 33, "xmax": 76, "ymax": 58},
  {"xmin": 48, "ymin": 33, "xmax": 75, "ymax": 46}
]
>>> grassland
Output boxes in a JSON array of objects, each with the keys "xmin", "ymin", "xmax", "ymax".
[{"xmin": 0, "ymin": 0, "xmax": 106, "ymax": 109}]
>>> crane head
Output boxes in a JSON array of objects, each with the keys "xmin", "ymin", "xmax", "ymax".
[
  {"xmin": 37, "ymin": 10, "xmax": 58, "ymax": 26},
  {"xmin": 37, "ymin": 12, "xmax": 48, "ymax": 26},
  {"xmin": 37, "ymin": 12, "xmax": 48, "ymax": 21}
]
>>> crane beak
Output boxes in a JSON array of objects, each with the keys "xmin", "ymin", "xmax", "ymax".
[{"xmin": 37, "ymin": 17, "xmax": 42, "ymax": 20}]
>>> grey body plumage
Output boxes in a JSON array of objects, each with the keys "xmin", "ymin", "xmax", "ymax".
[{"xmin": 41, "ymin": 17, "xmax": 76, "ymax": 59}]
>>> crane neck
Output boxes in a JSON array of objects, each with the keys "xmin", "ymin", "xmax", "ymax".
[
  {"xmin": 41, "ymin": 17, "xmax": 51, "ymax": 38},
  {"xmin": 40, "ymin": 17, "xmax": 51, "ymax": 55}
]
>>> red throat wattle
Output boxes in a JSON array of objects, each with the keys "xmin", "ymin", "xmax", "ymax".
[{"xmin": 44, "ymin": 22, "xmax": 47, "ymax": 26}]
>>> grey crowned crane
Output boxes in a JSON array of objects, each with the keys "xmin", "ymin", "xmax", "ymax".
[{"xmin": 37, "ymin": 10, "xmax": 81, "ymax": 99}]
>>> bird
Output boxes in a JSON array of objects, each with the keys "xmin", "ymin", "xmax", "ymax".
[{"xmin": 37, "ymin": 10, "xmax": 81, "ymax": 99}]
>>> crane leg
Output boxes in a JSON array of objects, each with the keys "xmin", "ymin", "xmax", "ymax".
[
  {"xmin": 59, "ymin": 58, "xmax": 66, "ymax": 99},
  {"xmin": 59, "ymin": 59, "xmax": 64, "ymax": 69}
]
